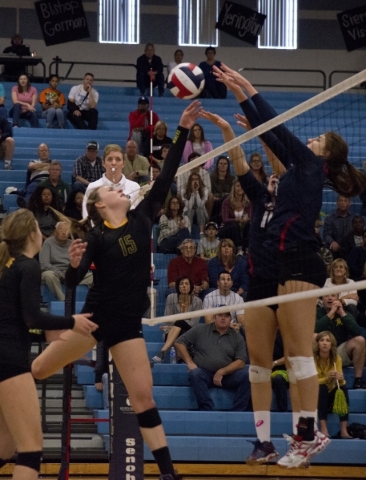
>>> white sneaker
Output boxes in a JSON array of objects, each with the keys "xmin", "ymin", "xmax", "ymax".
[{"xmin": 277, "ymin": 432, "xmax": 330, "ymax": 469}]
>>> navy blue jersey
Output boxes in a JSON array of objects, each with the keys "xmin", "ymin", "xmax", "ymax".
[
  {"xmin": 240, "ymin": 95, "xmax": 324, "ymax": 252},
  {"xmin": 0, "ymin": 255, "xmax": 74, "ymax": 368},
  {"xmin": 66, "ymin": 126, "xmax": 188, "ymax": 322},
  {"xmin": 237, "ymin": 169, "xmax": 278, "ymax": 279}
]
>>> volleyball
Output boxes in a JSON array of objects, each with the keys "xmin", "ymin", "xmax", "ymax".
[{"xmin": 167, "ymin": 63, "xmax": 205, "ymax": 99}]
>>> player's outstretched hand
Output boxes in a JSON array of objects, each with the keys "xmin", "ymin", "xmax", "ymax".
[
  {"xmin": 234, "ymin": 113, "xmax": 252, "ymax": 131},
  {"xmin": 200, "ymin": 110, "xmax": 231, "ymax": 131},
  {"xmin": 212, "ymin": 64, "xmax": 244, "ymax": 94},
  {"xmin": 72, "ymin": 313, "xmax": 98, "ymax": 337},
  {"xmin": 69, "ymin": 238, "xmax": 88, "ymax": 268},
  {"xmin": 179, "ymin": 100, "xmax": 203, "ymax": 130}
]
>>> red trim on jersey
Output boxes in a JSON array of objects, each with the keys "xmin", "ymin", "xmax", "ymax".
[{"xmin": 279, "ymin": 214, "xmax": 300, "ymax": 251}]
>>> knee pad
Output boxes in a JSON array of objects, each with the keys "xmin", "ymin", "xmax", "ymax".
[
  {"xmin": 249, "ymin": 365, "xmax": 272, "ymax": 383},
  {"xmin": 136, "ymin": 407, "xmax": 162, "ymax": 429},
  {"xmin": 16, "ymin": 451, "xmax": 43, "ymax": 472},
  {"xmin": 287, "ymin": 367, "xmax": 297, "ymax": 385},
  {"xmin": 288, "ymin": 356, "xmax": 317, "ymax": 381}
]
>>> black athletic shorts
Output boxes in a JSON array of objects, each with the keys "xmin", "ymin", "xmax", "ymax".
[
  {"xmin": 0, "ymin": 364, "xmax": 30, "ymax": 383},
  {"xmin": 279, "ymin": 250, "xmax": 327, "ymax": 288},
  {"xmin": 246, "ymin": 274, "xmax": 279, "ymax": 311}
]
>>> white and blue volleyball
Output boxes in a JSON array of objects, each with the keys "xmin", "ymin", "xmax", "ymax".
[{"xmin": 167, "ymin": 63, "xmax": 205, "ymax": 99}]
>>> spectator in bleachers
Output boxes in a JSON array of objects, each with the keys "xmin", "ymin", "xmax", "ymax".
[
  {"xmin": 136, "ymin": 43, "xmax": 165, "ymax": 97},
  {"xmin": 144, "ymin": 121, "xmax": 172, "ymax": 163},
  {"xmin": 348, "ymin": 228, "xmax": 366, "ymax": 281},
  {"xmin": 167, "ymin": 238, "xmax": 209, "ymax": 299},
  {"xmin": 82, "ymin": 143, "xmax": 140, "ymax": 218},
  {"xmin": 40, "ymin": 221, "xmax": 93, "ymax": 301},
  {"xmin": 0, "ymin": 115, "xmax": 14, "ymax": 170},
  {"xmin": 210, "ymin": 155, "xmax": 235, "ymax": 224},
  {"xmin": 182, "ymin": 123, "xmax": 214, "ymax": 170},
  {"xmin": 22, "ymin": 143, "xmax": 52, "ymax": 201},
  {"xmin": 39, "ymin": 74, "xmax": 66, "ymax": 129},
  {"xmin": 167, "ymin": 49, "xmax": 184, "ymax": 75},
  {"xmin": 199, "ymin": 47, "xmax": 227, "ymax": 99},
  {"xmin": 175, "ymin": 311, "xmax": 251, "ymax": 411},
  {"xmin": 324, "ymin": 259, "xmax": 358, "ymax": 318},
  {"xmin": 158, "ymin": 196, "xmax": 191, "ymax": 254},
  {"xmin": 28, "ymin": 185, "xmax": 61, "ymax": 240},
  {"xmin": 181, "ymin": 172, "xmax": 208, "ymax": 237},
  {"xmin": 207, "ymin": 239, "xmax": 248, "ymax": 299},
  {"xmin": 197, "ymin": 221, "xmax": 219, "ymax": 260},
  {"xmin": 177, "ymin": 152, "xmax": 214, "ymax": 218},
  {"xmin": 203, "ymin": 271, "xmax": 244, "ymax": 327},
  {"xmin": 123, "ymin": 140, "xmax": 150, "ymax": 184},
  {"xmin": 315, "ymin": 293, "xmax": 366, "ymax": 389},
  {"xmin": 340, "ymin": 215, "xmax": 365, "ymax": 260},
  {"xmin": 128, "ymin": 96, "xmax": 159, "ymax": 153},
  {"xmin": 151, "ymin": 276, "xmax": 202, "ymax": 364},
  {"xmin": 40, "ymin": 161, "xmax": 70, "ymax": 211},
  {"xmin": 313, "ymin": 331, "xmax": 352, "ymax": 439},
  {"xmin": 2, "ymin": 33, "xmax": 31, "ymax": 80},
  {"xmin": 249, "ymin": 152, "xmax": 268, "ymax": 184},
  {"xmin": 322, "ymin": 195, "xmax": 355, "ymax": 259},
  {"xmin": 9, "ymin": 73, "xmax": 38, "ymax": 128},
  {"xmin": 218, "ymin": 179, "xmax": 251, "ymax": 256},
  {"xmin": 0, "ymin": 82, "xmax": 7, "ymax": 118},
  {"xmin": 64, "ymin": 190, "xmax": 84, "ymax": 221},
  {"xmin": 67, "ymin": 73, "xmax": 99, "ymax": 130},
  {"xmin": 72, "ymin": 141, "xmax": 104, "ymax": 194}
]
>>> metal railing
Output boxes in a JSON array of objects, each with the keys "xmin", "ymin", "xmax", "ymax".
[
  {"xmin": 239, "ymin": 67, "xmax": 327, "ymax": 91},
  {"xmin": 328, "ymin": 70, "xmax": 363, "ymax": 88},
  {"xmin": 49, "ymin": 56, "xmax": 137, "ymax": 84}
]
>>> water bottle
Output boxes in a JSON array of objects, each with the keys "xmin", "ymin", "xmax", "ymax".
[{"xmin": 170, "ymin": 347, "xmax": 177, "ymax": 364}]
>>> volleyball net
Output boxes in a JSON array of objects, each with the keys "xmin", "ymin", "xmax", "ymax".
[{"xmin": 138, "ymin": 68, "xmax": 366, "ymax": 324}]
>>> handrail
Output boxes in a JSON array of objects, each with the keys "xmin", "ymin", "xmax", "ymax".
[
  {"xmin": 240, "ymin": 67, "xmax": 327, "ymax": 91},
  {"xmin": 49, "ymin": 56, "xmax": 137, "ymax": 84},
  {"xmin": 328, "ymin": 70, "xmax": 362, "ymax": 88}
]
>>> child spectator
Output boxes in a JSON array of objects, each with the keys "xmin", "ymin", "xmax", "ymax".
[
  {"xmin": 39, "ymin": 74, "xmax": 66, "ymax": 129},
  {"xmin": 197, "ymin": 221, "xmax": 220, "ymax": 260}
]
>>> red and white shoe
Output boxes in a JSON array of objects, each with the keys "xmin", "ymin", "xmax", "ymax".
[{"xmin": 277, "ymin": 432, "xmax": 330, "ymax": 469}]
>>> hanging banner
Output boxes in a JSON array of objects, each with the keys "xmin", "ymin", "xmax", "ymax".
[
  {"xmin": 337, "ymin": 5, "xmax": 366, "ymax": 52},
  {"xmin": 216, "ymin": 0, "xmax": 266, "ymax": 46},
  {"xmin": 34, "ymin": 0, "xmax": 90, "ymax": 46}
]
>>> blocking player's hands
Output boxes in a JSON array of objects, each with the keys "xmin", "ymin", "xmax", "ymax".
[
  {"xmin": 72, "ymin": 313, "xmax": 98, "ymax": 336},
  {"xmin": 69, "ymin": 238, "xmax": 88, "ymax": 268},
  {"xmin": 179, "ymin": 100, "xmax": 203, "ymax": 130},
  {"xmin": 234, "ymin": 113, "xmax": 252, "ymax": 131},
  {"xmin": 200, "ymin": 110, "xmax": 232, "ymax": 132}
]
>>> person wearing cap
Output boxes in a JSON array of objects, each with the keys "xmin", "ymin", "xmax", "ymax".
[
  {"xmin": 128, "ymin": 96, "xmax": 159, "ymax": 153},
  {"xmin": 197, "ymin": 221, "xmax": 220, "ymax": 260},
  {"xmin": 175, "ymin": 310, "xmax": 251, "ymax": 411},
  {"xmin": 72, "ymin": 141, "xmax": 104, "ymax": 193},
  {"xmin": 67, "ymin": 73, "xmax": 99, "ymax": 130},
  {"xmin": 136, "ymin": 43, "xmax": 165, "ymax": 97},
  {"xmin": 167, "ymin": 238, "xmax": 209, "ymax": 299},
  {"xmin": 82, "ymin": 143, "xmax": 140, "ymax": 218}
]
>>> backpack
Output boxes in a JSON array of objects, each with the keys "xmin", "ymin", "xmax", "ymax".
[{"xmin": 347, "ymin": 422, "xmax": 366, "ymax": 439}]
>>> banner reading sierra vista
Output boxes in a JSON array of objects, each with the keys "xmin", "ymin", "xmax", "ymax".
[
  {"xmin": 337, "ymin": 4, "xmax": 366, "ymax": 52},
  {"xmin": 216, "ymin": 0, "xmax": 266, "ymax": 46},
  {"xmin": 35, "ymin": 0, "xmax": 90, "ymax": 46}
]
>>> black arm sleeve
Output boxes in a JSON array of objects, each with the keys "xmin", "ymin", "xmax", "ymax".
[
  {"xmin": 65, "ymin": 229, "xmax": 98, "ymax": 288},
  {"xmin": 67, "ymin": 99, "xmax": 79, "ymax": 113},
  {"xmin": 20, "ymin": 260, "xmax": 75, "ymax": 330},
  {"xmin": 139, "ymin": 125, "xmax": 189, "ymax": 220}
]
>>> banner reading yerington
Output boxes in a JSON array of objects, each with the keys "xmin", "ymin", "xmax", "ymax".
[
  {"xmin": 337, "ymin": 5, "xmax": 366, "ymax": 52},
  {"xmin": 35, "ymin": 0, "xmax": 90, "ymax": 46},
  {"xmin": 216, "ymin": 0, "xmax": 266, "ymax": 46}
]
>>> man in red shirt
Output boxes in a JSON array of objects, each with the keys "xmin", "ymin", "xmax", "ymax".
[
  {"xmin": 167, "ymin": 238, "xmax": 209, "ymax": 299},
  {"xmin": 128, "ymin": 96, "xmax": 159, "ymax": 154}
]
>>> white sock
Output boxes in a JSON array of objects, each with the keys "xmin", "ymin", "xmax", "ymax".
[
  {"xmin": 4, "ymin": 160, "xmax": 10, "ymax": 167},
  {"xmin": 254, "ymin": 410, "xmax": 271, "ymax": 443}
]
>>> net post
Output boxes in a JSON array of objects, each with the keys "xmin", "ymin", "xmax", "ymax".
[{"xmin": 58, "ymin": 285, "xmax": 76, "ymax": 480}]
